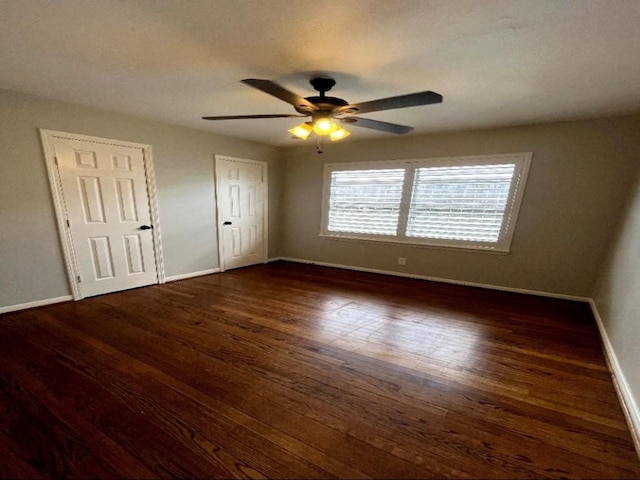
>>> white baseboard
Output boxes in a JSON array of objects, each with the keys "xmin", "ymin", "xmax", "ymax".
[
  {"xmin": 0, "ymin": 295, "xmax": 73, "ymax": 315},
  {"xmin": 276, "ymin": 257, "xmax": 590, "ymax": 302},
  {"xmin": 2, "ymin": 269, "xmax": 217, "ymax": 314},
  {"xmin": 589, "ymin": 299, "xmax": 640, "ymax": 455},
  {"xmin": 266, "ymin": 257, "xmax": 284, "ymax": 263},
  {"xmin": 164, "ymin": 268, "xmax": 220, "ymax": 283}
]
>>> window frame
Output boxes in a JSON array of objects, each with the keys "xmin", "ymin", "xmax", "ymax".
[{"xmin": 320, "ymin": 152, "xmax": 532, "ymax": 253}]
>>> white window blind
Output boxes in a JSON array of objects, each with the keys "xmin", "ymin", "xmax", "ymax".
[
  {"xmin": 327, "ymin": 169, "xmax": 405, "ymax": 235},
  {"xmin": 406, "ymin": 164, "xmax": 516, "ymax": 242},
  {"xmin": 321, "ymin": 153, "xmax": 531, "ymax": 252}
]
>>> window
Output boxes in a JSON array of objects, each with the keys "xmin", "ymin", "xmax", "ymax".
[
  {"xmin": 321, "ymin": 153, "xmax": 531, "ymax": 252},
  {"xmin": 327, "ymin": 168, "xmax": 404, "ymax": 236}
]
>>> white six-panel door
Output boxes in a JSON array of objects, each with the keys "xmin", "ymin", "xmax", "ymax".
[
  {"xmin": 44, "ymin": 132, "xmax": 161, "ymax": 298},
  {"xmin": 215, "ymin": 156, "xmax": 267, "ymax": 271}
]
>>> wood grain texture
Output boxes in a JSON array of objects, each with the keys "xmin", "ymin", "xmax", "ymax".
[{"xmin": 1, "ymin": 261, "xmax": 638, "ymax": 479}]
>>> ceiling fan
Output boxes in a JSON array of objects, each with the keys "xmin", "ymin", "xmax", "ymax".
[{"xmin": 202, "ymin": 77, "xmax": 442, "ymax": 148}]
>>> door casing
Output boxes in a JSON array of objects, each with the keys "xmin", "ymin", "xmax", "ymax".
[{"xmin": 40, "ymin": 129, "xmax": 165, "ymax": 300}]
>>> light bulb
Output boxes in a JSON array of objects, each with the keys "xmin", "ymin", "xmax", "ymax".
[{"xmin": 312, "ymin": 118, "xmax": 339, "ymax": 135}]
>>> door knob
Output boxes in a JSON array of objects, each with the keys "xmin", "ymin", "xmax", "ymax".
[
  {"xmin": 223, "ymin": 221, "xmax": 232, "ymax": 225},
  {"xmin": 139, "ymin": 225, "xmax": 153, "ymax": 230}
]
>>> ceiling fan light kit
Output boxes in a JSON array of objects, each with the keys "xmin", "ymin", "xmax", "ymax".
[
  {"xmin": 329, "ymin": 126, "xmax": 350, "ymax": 141},
  {"xmin": 288, "ymin": 122, "xmax": 313, "ymax": 139},
  {"xmin": 203, "ymin": 76, "xmax": 442, "ymax": 150}
]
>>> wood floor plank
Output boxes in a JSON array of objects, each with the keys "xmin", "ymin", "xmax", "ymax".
[
  {"xmin": 7, "ymin": 315, "xmax": 337, "ymax": 479},
  {"xmin": 1, "ymin": 261, "xmax": 639, "ymax": 478},
  {"xmin": 88, "ymin": 293, "xmax": 637, "ymax": 474},
  {"xmin": 36, "ymin": 302, "xmax": 440, "ymax": 478},
  {"xmin": 0, "ymin": 363, "xmax": 154, "ymax": 479}
]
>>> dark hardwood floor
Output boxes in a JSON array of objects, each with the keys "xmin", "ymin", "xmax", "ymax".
[{"xmin": 1, "ymin": 261, "xmax": 639, "ymax": 479}]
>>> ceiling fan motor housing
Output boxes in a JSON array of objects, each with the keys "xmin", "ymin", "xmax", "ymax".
[
  {"xmin": 294, "ymin": 77, "xmax": 350, "ymax": 115},
  {"xmin": 299, "ymin": 96, "xmax": 348, "ymax": 115}
]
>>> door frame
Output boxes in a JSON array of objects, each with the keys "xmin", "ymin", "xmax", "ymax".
[
  {"xmin": 214, "ymin": 154, "xmax": 268, "ymax": 272},
  {"xmin": 40, "ymin": 129, "xmax": 165, "ymax": 300}
]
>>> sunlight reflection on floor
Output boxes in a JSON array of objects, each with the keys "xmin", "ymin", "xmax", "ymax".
[{"xmin": 316, "ymin": 296, "xmax": 483, "ymax": 375}]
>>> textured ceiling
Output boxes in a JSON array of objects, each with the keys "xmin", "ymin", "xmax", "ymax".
[{"xmin": 1, "ymin": 0, "xmax": 639, "ymax": 145}]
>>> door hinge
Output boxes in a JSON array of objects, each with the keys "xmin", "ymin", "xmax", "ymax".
[
  {"xmin": 54, "ymin": 156, "xmax": 59, "ymax": 166},
  {"xmin": 77, "ymin": 275, "xmax": 81, "ymax": 283},
  {"xmin": 66, "ymin": 219, "xmax": 70, "ymax": 228}
]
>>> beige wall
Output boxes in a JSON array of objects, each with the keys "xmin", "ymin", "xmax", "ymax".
[
  {"xmin": 0, "ymin": 89, "xmax": 282, "ymax": 308},
  {"xmin": 593, "ymin": 168, "xmax": 640, "ymax": 437},
  {"xmin": 281, "ymin": 115, "xmax": 640, "ymax": 297}
]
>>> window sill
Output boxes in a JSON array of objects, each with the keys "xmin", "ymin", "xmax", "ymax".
[{"xmin": 319, "ymin": 233, "xmax": 511, "ymax": 255}]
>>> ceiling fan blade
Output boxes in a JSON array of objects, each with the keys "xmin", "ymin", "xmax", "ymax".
[
  {"xmin": 202, "ymin": 114, "xmax": 306, "ymax": 120},
  {"xmin": 339, "ymin": 91, "xmax": 442, "ymax": 115},
  {"xmin": 341, "ymin": 117, "xmax": 413, "ymax": 134},
  {"xmin": 242, "ymin": 79, "xmax": 318, "ymax": 111}
]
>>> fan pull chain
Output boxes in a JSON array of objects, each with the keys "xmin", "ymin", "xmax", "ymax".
[{"xmin": 316, "ymin": 134, "xmax": 323, "ymax": 155}]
